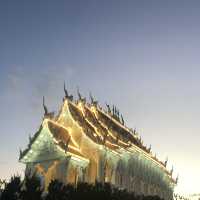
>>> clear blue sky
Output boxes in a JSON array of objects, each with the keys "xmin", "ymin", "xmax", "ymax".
[{"xmin": 0, "ymin": 0, "xmax": 200, "ymax": 195}]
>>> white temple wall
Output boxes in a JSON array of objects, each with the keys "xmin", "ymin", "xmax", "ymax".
[{"xmin": 55, "ymin": 158, "xmax": 70, "ymax": 183}]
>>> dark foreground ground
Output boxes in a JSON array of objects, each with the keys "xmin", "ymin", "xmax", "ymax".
[{"xmin": 0, "ymin": 175, "xmax": 167, "ymax": 200}]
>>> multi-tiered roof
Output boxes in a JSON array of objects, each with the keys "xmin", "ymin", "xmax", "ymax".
[{"xmin": 19, "ymin": 86, "xmax": 178, "ymax": 185}]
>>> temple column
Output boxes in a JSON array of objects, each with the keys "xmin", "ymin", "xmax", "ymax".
[
  {"xmin": 111, "ymin": 166, "xmax": 116, "ymax": 185},
  {"xmin": 55, "ymin": 158, "xmax": 70, "ymax": 184},
  {"xmin": 25, "ymin": 163, "xmax": 36, "ymax": 176}
]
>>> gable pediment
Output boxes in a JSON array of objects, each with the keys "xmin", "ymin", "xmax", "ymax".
[{"xmin": 20, "ymin": 121, "xmax": 67, "ymax": 163}]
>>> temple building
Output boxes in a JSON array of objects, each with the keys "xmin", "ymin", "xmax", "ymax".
[{"xmin": 19, "ymin": 87, "xmax": 177, "ymax": 199}]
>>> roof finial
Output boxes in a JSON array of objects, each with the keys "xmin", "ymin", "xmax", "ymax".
[
  {"xmin": 164, "ymin": 157, "xmax": 168, "ymax": 167},
  {"xmin": 77, "ymin": 87, "xmax": 82, "ymax": 100},
  {"xmin": 148, "ymin": 144, "xmax": 151, "ymax": 153},
  {"xmin": 64, "ymin": 82, "xmax": 68, "ymax": 98},
  {"xmin": 77, "ymin": 87, "xmax": 86, "ymax": 103},
  {"xmin": 19, "ymin": 148, "xmax": 23, "ymax": 159},
  {"xmin": 170, "ymin": 165, "xmax": 174, "ymax": 175},
  {"xmin": 43, "ymin": 96, "xmax": 48, "ymax": 116},
  {"xmin": 89, "ymin": 92, "xmax": 98, "ymax": 106},
  {"xmin": 63, "ymin": 83, "xmax": 73, "ymax": 101},
  {"xmin": 114, "ymin": 106, "xmax": 117, "ymax": 116},
  {"xmin": 89, "ymin": 92, "xmax": 94, "ymax": 104},
  {"xmin": 112, "ymin": 105, "xmax": 115, "ymax": 115},
  {"xmin": 175, "ymin": 174, "xmax": 179, "ymax": 184},
  {"xmin": 106, "ymin": 103, "xmax": 111, "ymax": 113},
  {"xmin": 121, "ymin": 114, "xmax": 124, "ymax": 125}
]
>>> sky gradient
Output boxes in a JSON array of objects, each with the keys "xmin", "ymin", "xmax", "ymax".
[{"xmin": 0, "ymin": 0, "xmax": 200, "ymax": 195}]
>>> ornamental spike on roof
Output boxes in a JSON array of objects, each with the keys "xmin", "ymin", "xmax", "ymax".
[
  {"xmin": 64, "ymin": 82, "xmax": 69, "ymax": 98},
  {"xmin": 43, "ymin": 96, "xmax": 48, "ymax": 116}
]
